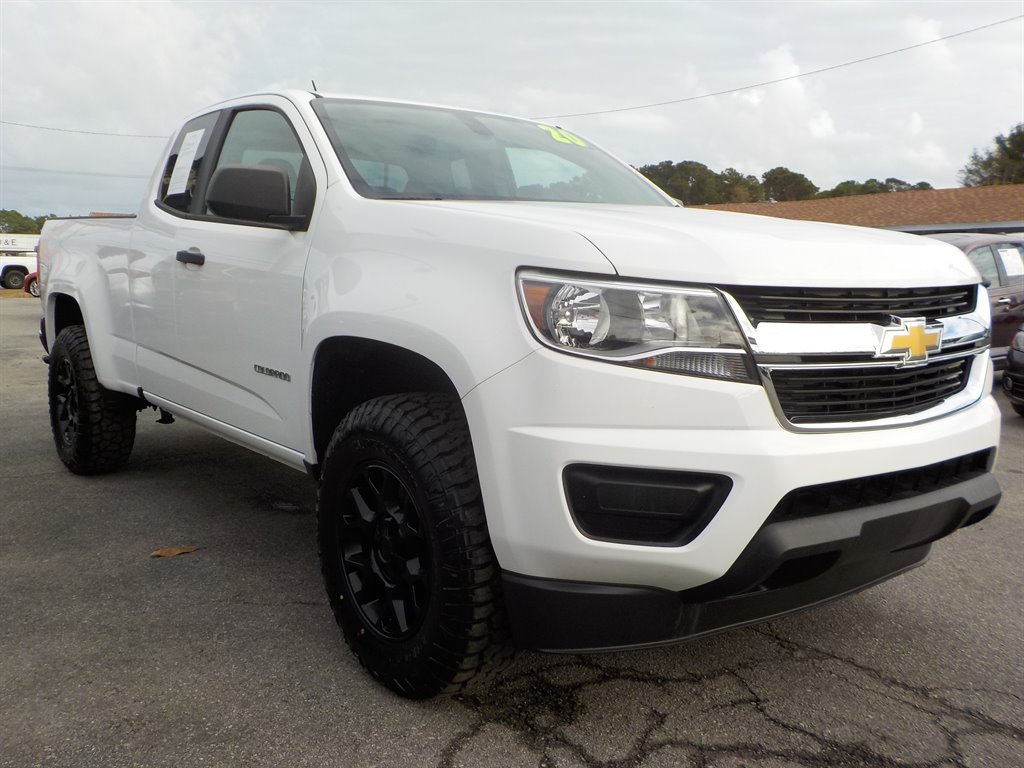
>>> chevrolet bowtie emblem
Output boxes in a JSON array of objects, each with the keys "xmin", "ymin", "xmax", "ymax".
[{"xmin": 878, "ymin": 317, "xmax": 943, "ymax": 364}]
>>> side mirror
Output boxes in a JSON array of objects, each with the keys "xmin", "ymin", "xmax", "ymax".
[{"xmin": 206, "ymin": 164, "xmax": 295, "ymax": 225}]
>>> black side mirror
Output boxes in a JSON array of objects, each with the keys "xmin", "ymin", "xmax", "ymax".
[{"xmin": 206, "ymin": 164, "xmax": 296, "ymax": 226}]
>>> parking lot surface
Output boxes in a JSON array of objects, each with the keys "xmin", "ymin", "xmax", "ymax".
[{"xmin": 2, "ymin": 292, "xmax": 1022, "ymax": 767}]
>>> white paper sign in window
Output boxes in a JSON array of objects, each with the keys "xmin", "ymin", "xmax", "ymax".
[
  {"xmin": 996, "ymin": 246, "xmax": 1024, "ymax": 278},
  {"xmin": 167, "ymin": 129, "xmax": 205, "ymax": 196}
]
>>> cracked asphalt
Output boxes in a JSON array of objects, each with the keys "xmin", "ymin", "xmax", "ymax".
[{"xmin": 2, "ymin": 293, "xmax": 1022, "ymax": 768}]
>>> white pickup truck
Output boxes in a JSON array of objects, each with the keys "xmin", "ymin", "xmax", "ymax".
[{"xmin": 38, "ymin": 91, "xmax": 1001, "ymax": 699}]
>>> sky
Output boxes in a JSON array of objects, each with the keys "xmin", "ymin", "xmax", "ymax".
[{"xmin": 1, "ymin": 0, "xmax": 1022, "ymax": 218}]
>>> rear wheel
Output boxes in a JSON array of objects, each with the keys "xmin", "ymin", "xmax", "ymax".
[
  {"xmin": 317, "ymin": 393, "xmax": 510, "ymax": 699},
  {"xmin": 2, "ymin": 268, "xmax": 27, "ymax": 289},
  {"xmin": 48, "ymin": 325, "xmax": 137, "ymax": 474}
]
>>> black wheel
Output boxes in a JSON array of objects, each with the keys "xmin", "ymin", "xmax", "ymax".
[
  {"xmin": 48, "ymin": 325, "xmax": 137, "ymax": 474},
  {"xmin": 28, "ymin": 278, "xmax": 40, "ymax": 298},
  {"xmin": 3, "ymin": 268, "xmax": 27, "ymax": 289},
  {"xmin": 317, "ymin": 393, "xmax": 511, "ymax": 699}
]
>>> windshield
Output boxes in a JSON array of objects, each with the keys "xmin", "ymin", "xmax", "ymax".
[{"xmin": 312, "ymin": 99, "xmax": 671, "ymax": 205}]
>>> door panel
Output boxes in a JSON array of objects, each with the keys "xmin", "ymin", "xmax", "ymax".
[
  {"xmin": 170, "ymin": 220, "xmax": 309, "ymax": 448},
  {"xmin": 130, "ymin": 100, "xmax": 322, "ymax": 452}
]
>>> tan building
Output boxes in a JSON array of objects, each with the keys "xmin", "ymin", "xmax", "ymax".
[{"xmin": 700, "ymin": 184, "xmax": 1024, "ymax": 235}]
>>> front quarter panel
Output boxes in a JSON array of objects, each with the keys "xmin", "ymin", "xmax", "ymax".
[{"xmin": 301, "ymin": 194, "xmax": 618, "ymax": 399}]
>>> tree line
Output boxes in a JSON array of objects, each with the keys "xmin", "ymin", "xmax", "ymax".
[
  {"xmin": 637, "ymin": 122, "xmax": 1023, "ymax": 205},
  {"xmin": 0, "ymin": 210, "xmax": 56, "ymax": 235},
  {"xmin": 635, "ymin": 162, "xmax": 934, "ymax": 205}
]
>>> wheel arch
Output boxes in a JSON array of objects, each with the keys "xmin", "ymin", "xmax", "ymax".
[
  {"xmin": 309, "ymin": 336, "xmax": 461, "ymax": 473},
  {"xmin": 49, "ymin": 292, "xmax": 85, "ymax": 342}
]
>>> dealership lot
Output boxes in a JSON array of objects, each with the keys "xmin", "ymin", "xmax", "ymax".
[{"xmin": 1, "ymin": 292, "xmax": 1021, "ymax": 768}]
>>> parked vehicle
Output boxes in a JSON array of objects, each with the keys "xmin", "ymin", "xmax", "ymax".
[
  {"xmin": 0, "ymin": 252, "xmax": 35, "ymax": 289},
  {"xmin": 37, "ymin": 91, "xmax": 1002, "ymax": 698},
  {"xmin": 926, "ymin": 233, "xmax": 1024, "ymax": 370},
  {"xmin": 23, "ymin": 271, "xmax": 40, "ymax": 297},
  {"xmin": 1001, "ymin": 323, "xmax": 1024, "ymax": 416}
]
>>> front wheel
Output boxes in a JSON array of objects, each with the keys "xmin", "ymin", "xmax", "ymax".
[
  {"xmin": 317, "ymin": 393, "xmax": 511, "ymax": 699},
  {"xmin": 28, "ymin": 278, "xmax": 40, "ymax": 298},
  {"xmin": 48, "ymin": 325, "xmax": 137, "ymax": 474}
]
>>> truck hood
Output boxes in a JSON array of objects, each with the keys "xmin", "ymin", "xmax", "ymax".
[{"xmin": 420, "ymin": 202, "xmax": 979, "ymax": 288}]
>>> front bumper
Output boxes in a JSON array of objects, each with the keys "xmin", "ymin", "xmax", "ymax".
[
  {"xmin": 463, "ymin": 348, "xmax": 1001, "ymax": 595},
  {"xmin": 502, "ymin": 467, "xmax": 999, "ymax": 651}
]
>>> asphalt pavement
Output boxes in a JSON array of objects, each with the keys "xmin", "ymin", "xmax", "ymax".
[{"xmin": 1, "ymin": 291, "xmax": 1022, "ymax": 768}]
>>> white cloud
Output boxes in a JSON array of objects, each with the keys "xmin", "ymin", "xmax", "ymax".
[
  {"xmin": 898, "ymin": 112, "xmax": 926, "ymax": 136},
  {"xmin": 1, "ymin": 0, "xmax": 1021, "ymax": 213},
  {"xmin": 809, "ymin": 111, "xmax": 836, "ymax": 138}
]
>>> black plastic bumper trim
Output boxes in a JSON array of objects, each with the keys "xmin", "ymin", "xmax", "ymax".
[{"xmin": 502, "ymin": 471, "xmax": 1000, "ymax": 652}]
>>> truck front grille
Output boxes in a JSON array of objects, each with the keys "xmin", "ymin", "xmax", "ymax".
[
  {"xmin": 766, "ymin": 356, "xmax": 971, "ymax": 424},
  {"xmin": 726, "ymin": 285, "xmax": 976, "ymax": 324}
]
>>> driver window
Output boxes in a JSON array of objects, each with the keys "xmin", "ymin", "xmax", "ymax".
[{"xmin": 209, "ymin": 109, "xmax": 314, "ymax": 218}]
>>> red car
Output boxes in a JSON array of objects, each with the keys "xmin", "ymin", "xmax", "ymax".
[
  {"xmin": 927, "ymin": 233, "xmax": 1024, "ymax": 370},
  {"xmin": 23, "ymin": 271, "xmax": 39, "ymax": 298}
]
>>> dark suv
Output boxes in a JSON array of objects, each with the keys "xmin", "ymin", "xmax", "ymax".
[
  {"xmin": 928, "ymin": 233, "xmax": 1024, "ymax": 370},
  {"xmin": 1002, "ymin": 323, "xmax": 1024, "ymax": 416}
]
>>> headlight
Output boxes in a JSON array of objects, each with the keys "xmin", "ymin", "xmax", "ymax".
[{"xmin": 518, "ymin": 271, "xmax": 754, "ymax": 382}]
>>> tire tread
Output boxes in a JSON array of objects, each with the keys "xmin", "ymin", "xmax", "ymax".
[{"xmin": 316, "ymin": 392, "xmax": 514, "ymax": 698}]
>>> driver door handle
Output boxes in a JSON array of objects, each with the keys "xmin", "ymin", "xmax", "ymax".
[{"xmin": 176, "ymin": 247, "xmax": 205, "ymax": 266}]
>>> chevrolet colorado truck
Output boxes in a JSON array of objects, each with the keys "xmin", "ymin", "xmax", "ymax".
[{"xmin": 37, "ymin": 91, "xmax": 1002, "ymax": 699}]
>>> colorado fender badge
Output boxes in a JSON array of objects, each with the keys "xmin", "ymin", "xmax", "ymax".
[{"xmin": 254, "ymin": 364, "xmax": 292, "ymax": 382}]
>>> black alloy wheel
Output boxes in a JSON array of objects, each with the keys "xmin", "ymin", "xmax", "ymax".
[
  {"xmin": 317, "ymin": 392, "xmax": 512, "ymax": 699},
  {"xmin": 53, "ymin": 357, "xmax": 80, "ymax": 449},
  {"xmin": 339, "ymin": 462, "xmax": 431, "ymax": 641}
]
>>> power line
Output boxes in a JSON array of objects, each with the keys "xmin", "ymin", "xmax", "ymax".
[
  {"xmin": 534, "ymin": 14, "xmax": 1024, "ymax": 120},
  {"xmin": 0, "ymin": 121, "xmax": 168, "ymax": 139},
  {"xmin": 1, "ymin": 165, "xmax": 150, "ymax": 179},
  {"xmin": 1, "ymin": 14, "xmax": 1020, "ymax": 134}
]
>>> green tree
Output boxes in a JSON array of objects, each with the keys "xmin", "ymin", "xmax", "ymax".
[
  {"xmin": 817, "ymin": 178, "xmax": 933, "ymax": 198},
  {"xmin": 637, "ymin": 160, "xmax": 722, "ymax": 204},
  {"xmin": 0, "ymin": 209, "xmax": 40, "ymax": 234},
  {"xmin": 960, "ymin": 123, "xmax": 1024, "ymax": 186},
  {"xmin": 718, "ymin": 168, "xmax": 763, "ymax": 203},
  {"xmin": 761, "ymin": 167, "xmax": 818, "ymax": 201}
]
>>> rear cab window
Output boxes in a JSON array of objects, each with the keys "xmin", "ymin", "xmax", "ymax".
[{"xmin": 158, "ymin": 112, "xmax": 221, "ymax": 213}]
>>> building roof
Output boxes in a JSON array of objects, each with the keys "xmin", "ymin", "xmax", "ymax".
[{"xmin": 699, "ymin": 184, "xmax": 1024, "ymax": 234}]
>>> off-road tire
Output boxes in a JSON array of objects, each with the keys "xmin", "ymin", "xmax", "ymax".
[
  {"xmin": 317, "ymin": 393, "xmax": 512, "ymax": 699},
  {"xmin": 48, "ymin": 325, "xmax": 137, "ymax": 474}
]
